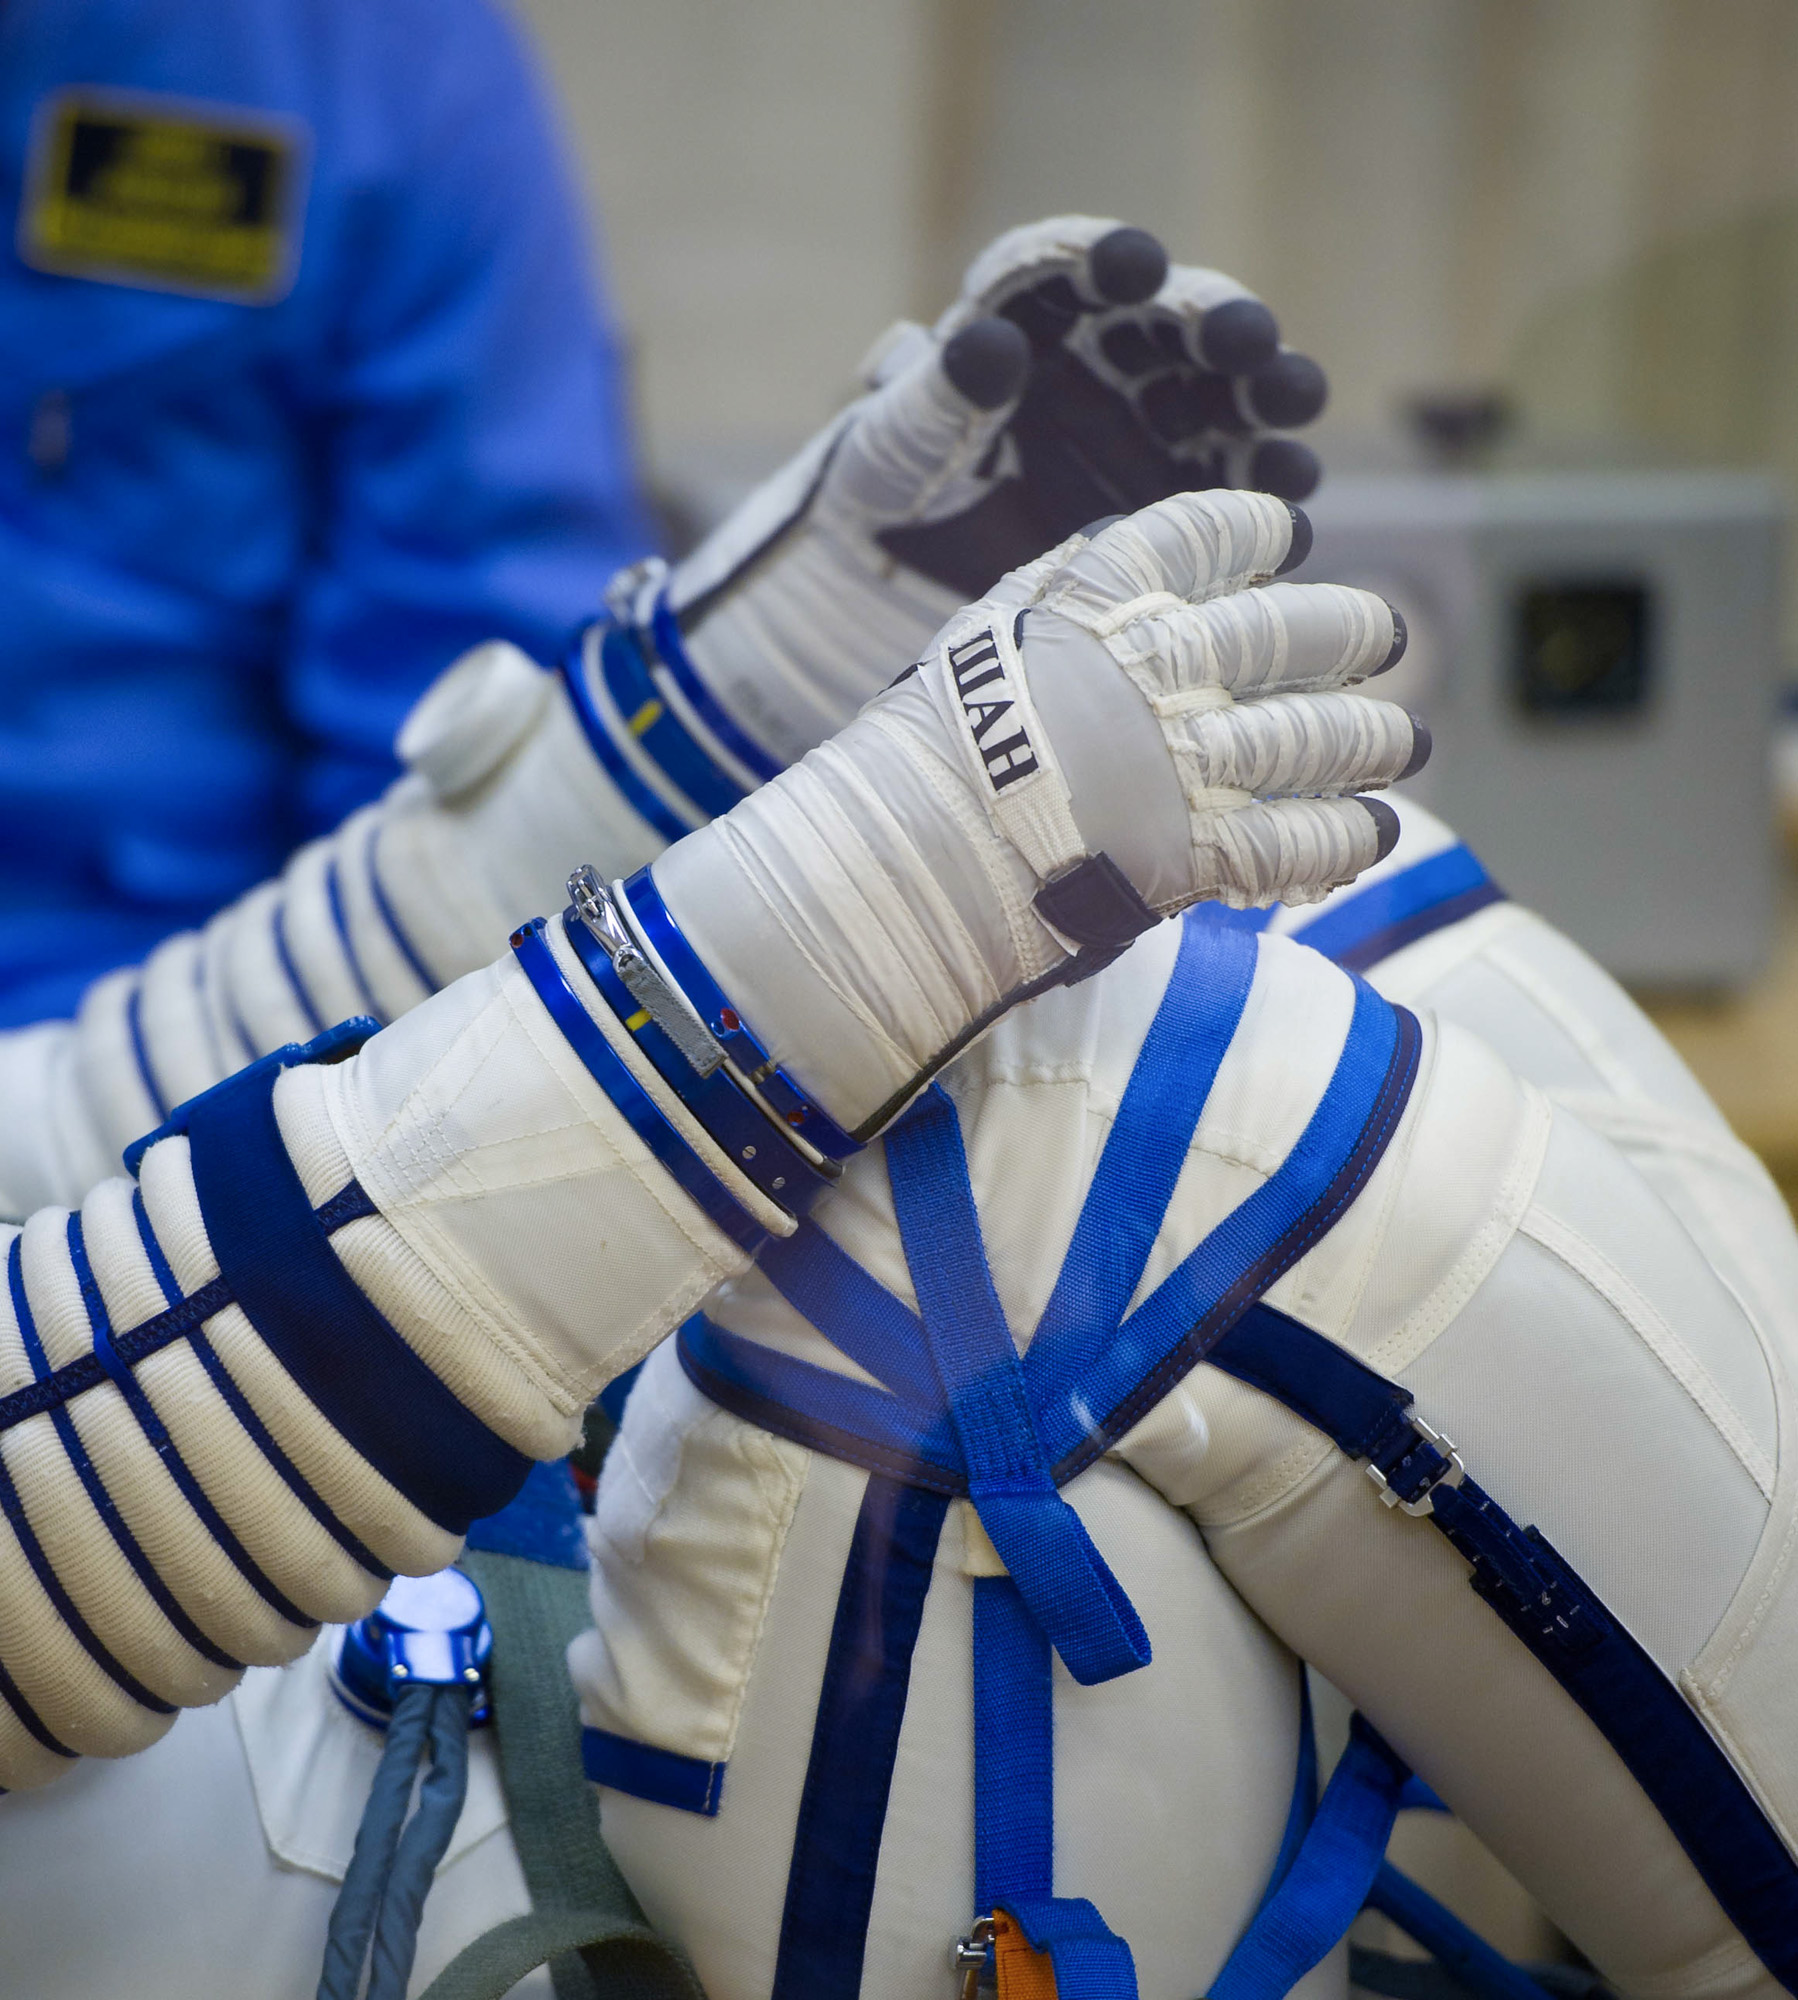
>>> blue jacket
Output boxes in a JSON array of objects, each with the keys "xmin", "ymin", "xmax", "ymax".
[{"xmin": 0, "ymin": 0, "xmax": 649, "ymax": 1021}]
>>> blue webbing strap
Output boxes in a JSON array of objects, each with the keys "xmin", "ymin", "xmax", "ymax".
[
  {"xmin": 1029, "ymin": 917, "xmax": 1257, "ymax": 1362},
  {"xmin": 1259, "ymin": 1676, "xmax": 1319, "ymax": 1916},
  {"xmin": 1028, "ymin": 987, "xmax": 1420, "ymax": 1475},
  {"xmin": 681, "ymin": 1315, "xmax": 963, "ymax": 1487},
  {"xmin": 581, "ymin": 1726, "xmax": 726, "ymax": 1817},
  {"xmin": 974, "ymin": 1575, "xmax": 1054, "ymax": 1917},
  {"xmin": 887, "ymin": 1086, "xmax": 1149, "ymax": 1690},
  {"xmin": 1283, "ymin": 844, "xmax": 1503, "ymax": 975},
  {"xmin": 754, "ymin": 1222, "xmax": 939, "ymax": 1408},
  {"xmin": 1364, "ymin": 1865, "xmax": 1555, "ymax": 2000},
  {"xmin": 770, "ymin": 1475, "xmax": 950, "ymax": 2000},
  {"xmin": 1209, "ymin": 1713, "xmax": 1411, "ymax": 2000},
  {"xmin": 182, "ymin": 1040, "xmax": 533, "ymax": 1537},
  {"xmin": 971, "ymin": 1576, "xmax": 1144, "ymax": 1999},
  {"xmin": 1208, "ymin": 1304, "xmax": 1798, "ymax": 1998}
]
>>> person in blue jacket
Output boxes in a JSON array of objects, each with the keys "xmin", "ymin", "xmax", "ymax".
[{"xmin": 0, "ymin": 0, "xmax": 649, "ymax": 1024}]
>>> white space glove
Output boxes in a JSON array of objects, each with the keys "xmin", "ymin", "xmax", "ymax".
[
  {"xmin": 655, "ymin": 489, "xmax": 1416, "ymax": 1132},
  {"xmin": 0, "ymin": 493, "xmax": 1411, "ymax": 1790},
  {"xmin": 661, "ymin": 213, "xmax": 1331, "ymax": 774}
]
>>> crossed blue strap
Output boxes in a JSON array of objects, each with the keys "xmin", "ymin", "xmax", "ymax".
[
  {"xmin": 683, "ymin": 917, "xmax": 1424, "ymax": 2000},
  {"xmin": 887, "ymin": 1085, "xmax": 1149, "ymax": 1691}
]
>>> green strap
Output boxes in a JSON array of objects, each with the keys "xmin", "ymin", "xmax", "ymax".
[
  {"xmin": 418, "ymin": 1908, "xmax": 704, "ymax": 2000},
  {"xmin": 426, "ymin": 1548, "xmax": 702, "ymax": 2000}
]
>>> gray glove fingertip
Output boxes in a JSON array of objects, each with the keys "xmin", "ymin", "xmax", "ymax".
[
  {"xmin": 1359, "ymin": 794, "xmax": 1402, "ymax": 863},
  {"xmin": 1246, "ymin": 351, "xmax": 1329, "ymax": 429},
  {"xmin": 1249, "ymin": 437, "xmax": 1323, "ymax": 504},
  {"xmin": 941, "ymin": 317, "xmax": 1031, "ymax": 411},
  {"xmin": 1199, "ymin": 295, "xmax": 1279, "ymax": 373},
  {"xmin": 1087, "ymin": 225, "xmax": 1168, "ymax": 306}
]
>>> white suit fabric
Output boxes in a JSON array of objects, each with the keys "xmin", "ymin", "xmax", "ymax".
[
  {"xmin": 0, "ymin": 864, "xmax": 1789, "ymax": 1998},
  {"xmin": 1276, "ymin": 793, "xmax": 1798, "ymax": 1382},
  {"xmin": 0, "ymin": 1630, "xmax": 547, "ymax": 1999},
  {"xmin": 573, "ymin": 917, "xmax": 1796, "ymax": 2000}
]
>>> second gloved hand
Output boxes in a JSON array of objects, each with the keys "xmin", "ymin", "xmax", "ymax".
[{"xmin": 649, "ymin": 488, "xmax": 1418, "ymax": 1135}]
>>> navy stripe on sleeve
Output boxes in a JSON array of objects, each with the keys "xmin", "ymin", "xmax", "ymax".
[
  {"xmin": 66, "ymin": 1215, "xmax": 315, "ymax": 1630},
  {"xmin": 131, "ymin": 1192, "xmax": 391, "ymax": 1583},
  {"xmin": 8, "ymin": 1237, "xmax": 243, "ymax": 1670},
  {"xmin": 182, "ymin": 1054, "xmax": 532, "ymax": 1535}
]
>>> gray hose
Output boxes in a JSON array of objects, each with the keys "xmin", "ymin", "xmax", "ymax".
[{"xmin": 317, "ymin": 1682, "xmax": 473, "ymax": 2000}]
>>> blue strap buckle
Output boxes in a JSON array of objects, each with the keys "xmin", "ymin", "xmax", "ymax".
[
  {"xmin": 122, "ymin": 1015, "xmax": 381, "ymax": 1177},
  {"xmin": 1365, "ymin": 1411, "xmax": 1466, "ymax": 1517}
]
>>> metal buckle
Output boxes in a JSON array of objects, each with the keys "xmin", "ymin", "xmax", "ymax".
[
  {"xmin": 568, "ymin": 865, "xmax": 726, "ymax": 1079},
  {"xmin": 953, "ymin": 1916, "xmax": 996, "ymax": 1999},
  {"xmin": 1365, "ymin": 1413, "xmax": 1466, "ymax": 1517}
]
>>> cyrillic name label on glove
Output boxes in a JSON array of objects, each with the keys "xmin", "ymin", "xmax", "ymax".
[
  {"xmin": 949, "ymin": 629, "xmax": 1039, "ymax": 792},
  {"xmin": 936, "ymin": 619, "xmax": 1087, "ymax": 885}
]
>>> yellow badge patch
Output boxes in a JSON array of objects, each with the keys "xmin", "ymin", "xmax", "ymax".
[{"xmin": 19, "ymin": 90, "xmax": 307, "ymax": 303}]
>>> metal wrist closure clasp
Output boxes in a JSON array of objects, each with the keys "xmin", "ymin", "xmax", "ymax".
[{"xmin": 568, "ymin": 865, "xmax": 726, "ymax": 1080}]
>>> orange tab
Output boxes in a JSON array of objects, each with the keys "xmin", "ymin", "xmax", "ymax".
[{"xmin": 994, "ymin": 1909, "xmax": 1059, "ymax": 2000}]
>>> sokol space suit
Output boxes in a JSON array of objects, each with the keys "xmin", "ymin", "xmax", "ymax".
[
  {"xmin": 0, "ymin": 223, "xmax": 1790, "ymax": 2000},
  {"xmin": 0, "ymin": 483, "xmax": 1790, "ymax": 2000}
]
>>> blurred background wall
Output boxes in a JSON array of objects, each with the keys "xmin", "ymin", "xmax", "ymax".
[{"xmin": 512, "ymin": 0, "xmax": 1798, "ymax": 545}]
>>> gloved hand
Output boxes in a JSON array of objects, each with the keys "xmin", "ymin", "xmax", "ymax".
[
  {"xmin": 0, "ymin": 218, "xmax": 1330, "ymax": 1220},
  {"xmin": 655, "ymin": 213, "xmax": 1330, "ymax": 772},
  {"xmin": 653, "ymin": 488, "xmax": 1415, "ymax": 1133}
]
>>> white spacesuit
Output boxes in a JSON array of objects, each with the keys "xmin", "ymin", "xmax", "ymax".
[
  {"xmin": 0, "ymin": 218, "xmax": 1364, "ymax": 2000},
  {"xmin": 0, "ymin": 489, "xmax": 1421, "ymax": 1976},
  {"xmin": 0, "ymin": 478, "xmax": 1792, "ymax": 2000}
]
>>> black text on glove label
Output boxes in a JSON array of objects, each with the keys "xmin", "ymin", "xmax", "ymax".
[{"xmin": 949, "ymin": 629, "xmax": 1040, "ymax": 793}]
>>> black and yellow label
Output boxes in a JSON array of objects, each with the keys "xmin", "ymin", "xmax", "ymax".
[{"xmin": 19, "ymin": 91, "xmax": 307, "ymax": 303}]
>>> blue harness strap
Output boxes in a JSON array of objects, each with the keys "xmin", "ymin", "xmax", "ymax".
[
  {"xmin": 1363, "ymin": 1864, "xmax": 1558, "ymax": 2000},
  {"xmin": 1284, "ymin": 843, "xmax": 1502, "ymax": 973},
  {"xmin": 1209, "ymin": 1712, "xmax": 1411, "ymax": 2000},
  {"xmin": 677, "ymin": 921, "xmax": 1425, "ymax": 2000},
  {"xmin": 886, "ymin": 1085, "xmax": 1150, "ymax": 1692},
  {"xmin": 769, "ymin": 1475, "xmax": 950, "ymax": 2000},
  {"xmin": 1208, "ymin": 1304, "xmax": 1798, "ymax": 1999}
]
